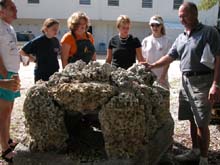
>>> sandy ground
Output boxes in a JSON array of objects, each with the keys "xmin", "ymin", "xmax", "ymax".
[{"xmin": 1, "ymin": 57, "xmax": 220, "ymax": 164}]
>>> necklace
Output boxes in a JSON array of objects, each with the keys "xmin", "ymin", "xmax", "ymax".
[
  {"xmin": 119, "ymin": 34, "xmax": 129, "ymax": 40},
  {"xmin": 119, "ymin": 34, "xmax": 129, "ymax": 44}
]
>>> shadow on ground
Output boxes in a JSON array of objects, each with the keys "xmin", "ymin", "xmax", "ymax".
[{"xmin": 159, "ymin": 141, "xmax": 220, "ymax": 165}]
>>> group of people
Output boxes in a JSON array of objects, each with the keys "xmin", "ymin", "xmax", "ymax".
[
  {"xmin": 0, "ymin": 0, "xmax": 219, "ymax": 164},
  {"xmin": 105, "ymin": 14, "xmax": 171, "ymax": 88},
  {"xmin": 19, "ymin": 10, "xmax": 171, "ymax": 89}
]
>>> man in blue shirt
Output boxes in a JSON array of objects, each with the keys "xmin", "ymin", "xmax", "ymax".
[{"xmin": 142, "ymin": 2, "xmax": 220, "ymax": 165}]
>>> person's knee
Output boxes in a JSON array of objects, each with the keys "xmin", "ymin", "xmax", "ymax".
[{"xmin": 0, "ymin": 104, "xmax": 12, "ymax": 120}]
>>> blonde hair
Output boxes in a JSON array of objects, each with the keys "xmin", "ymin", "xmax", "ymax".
[
  {"xmin": 67, "ymin": 11, "xmax": 90, "ymax": 32},
  {"xmin": 41, "ymin": 18, "xmax": 59, "ymax": 33},
  {"xmin": 116, "ymin": 15, "xmax": 131, "ymax": 28},
  {"xmin": 150, "ymin": 15, "xmax": 166, "ymax": 35}
]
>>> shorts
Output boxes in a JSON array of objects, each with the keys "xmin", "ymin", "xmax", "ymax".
[
  {"xmin": 0, "ymin": 71, "xmax": 20, "ymax": 102},
  {"xmin": 178, "ymin": 74, "xmax": 213, "ymax": 127}
]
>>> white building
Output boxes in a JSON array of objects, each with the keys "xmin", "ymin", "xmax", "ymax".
[{"xmin": 13, "ymin": 0, "xmax": 219, "ymax": 53}]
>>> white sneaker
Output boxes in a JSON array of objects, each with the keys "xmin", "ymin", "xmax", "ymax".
[
  {"xmin": 175, "ymin": 149, "xmax": 200, "ymax": 161},
  {"xmin": 199, "ymin": 156, "xmax": 208, "ymax": 165}
]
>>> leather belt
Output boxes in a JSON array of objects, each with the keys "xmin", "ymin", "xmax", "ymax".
[{"xmin": 182, "ymin": 71, "xmax": 213, "ymax": 77}]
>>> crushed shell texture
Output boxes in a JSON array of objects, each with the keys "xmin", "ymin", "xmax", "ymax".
[{"xmin": 23, "ymin": 60, "xmax": 173, "ymax": 159}]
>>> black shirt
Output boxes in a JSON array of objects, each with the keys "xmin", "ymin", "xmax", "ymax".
[
  {"xmin": 22, "ymin": 35, "xmax": 60, "ymax": 80},
  {"xmin": 108, "ymin": 34, "xmax": 141, "ymax": 69}
]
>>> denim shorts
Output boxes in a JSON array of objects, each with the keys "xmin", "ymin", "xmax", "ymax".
[
  {"xmin": 178, "ymin": 74, "xmax": 213, "ymax": 127},
  {"xmin": 0, "ymin": 71, "xmax": 20, "ymax": 101}
]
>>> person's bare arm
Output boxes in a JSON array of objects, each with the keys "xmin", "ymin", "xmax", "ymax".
[
  {"xmin": 61, "ymin": 43, "xmax": 71, "ymax": 68},
  {"xmin": 0, "ymin": 55, "xmax": 7, "ymax": 78},
  {"xmin": 106, "ymin": 48, "xmax": 112, "ymax": 64},
  {"xmin": 19, "ymin": 49, "xmax": 29, "ymax": 57},
  {"xmin": 19, "ymin": 49, "xmax": 35, "ymax": 63},
  {"xmin": 160, "ymin": 64, "xmax": 170, "ymax": 80},
  {"xmin": 141, "ymin": 54, "xmax": 174, "ymax": 69},
  {"xmin": 136, "ymin": 47, "xmax": 145, "ymax": 62},
  {"xmin": 0, "ymin": 77, "xmax": 20, "ymax": 91},
  {"xmin": 209, "ymin": 55, "xmax": 220, "ymax": 103},
  {"xmin": 92, "ymin": 52, "xmax": 96, "ymax": 61}
]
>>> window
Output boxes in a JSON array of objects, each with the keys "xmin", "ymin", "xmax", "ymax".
[
  {"xmin": 173, "ymin": 0, "xmax": 183, "ymax": 9},
  {"xmin": 108, "ymin": 0, "xmax": 119, "ymax": 6},
  {"xmin": 28, "ymin": 0, "xmax": 39, "ymax": 4},
  {"xmin": 79, "ymin": 0, "xmax": 91, "ymax": 5},
  {"xmin": 142, "ymin": 0, "xmax": 152, "ymax": 8}
]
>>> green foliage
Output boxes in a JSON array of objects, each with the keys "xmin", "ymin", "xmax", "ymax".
[{"xmin": 198, "ymin": 0, "xmax": 218, "ymax": 10}]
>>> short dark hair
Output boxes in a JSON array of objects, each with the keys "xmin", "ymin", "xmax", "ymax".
[
  {"xmin": 182, "ymin": 2, "xmax": 198, "ymax": 17},
  {"xmin": 0, "ymin": 0, "xmax": 6, "ymax": 8}
]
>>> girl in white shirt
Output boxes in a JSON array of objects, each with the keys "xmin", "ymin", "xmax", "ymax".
[{"xmin": 142, "ymin": 15, "xmax": 171, "ymax": 89}]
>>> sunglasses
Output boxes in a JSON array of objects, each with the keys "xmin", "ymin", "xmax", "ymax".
[{"xmin": 150, "ymin": 24, "xmax": 160, "ymax": 27}]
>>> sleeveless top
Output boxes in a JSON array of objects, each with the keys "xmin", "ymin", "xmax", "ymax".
[{"xmin": 68, "ymin": 32, "xmax": 95, "ymax": 64}]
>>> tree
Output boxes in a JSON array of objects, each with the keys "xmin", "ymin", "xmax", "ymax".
[
  {"xmin": 198, "ymin": 0, "xmax": 219, "ymax": 10},
  {"xmin": 198, "ymin": 0, "xmax": 220, "ymax": 28}
]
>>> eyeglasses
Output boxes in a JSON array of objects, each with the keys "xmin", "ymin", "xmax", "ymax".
[{"xmin": 150, "ymin": 24, "xmax": 160, "ymax": 27}]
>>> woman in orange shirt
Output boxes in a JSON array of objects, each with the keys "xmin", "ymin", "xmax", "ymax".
[{"xmin": 61, "ymin": 11, "xmax": 96, "ymax": 68}]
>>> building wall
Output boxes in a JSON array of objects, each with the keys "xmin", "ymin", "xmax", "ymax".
[
  {"xmin": 13, "ymin": 0, "xmax": 219, "ymax": 53},
  {"xmin": 14, "ymin": 0, "xmax": 219, "ymax": 24}
]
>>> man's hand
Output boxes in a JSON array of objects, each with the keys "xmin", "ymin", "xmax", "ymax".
[
  {"xmin": 7, "ymin": 79, "xmax": 20, "ymax": 91},
  {"xmin": 1, "ymin": 78, "xmax": 20, "ymax": 91},
  {"xmin": 140, "ymin": 61, "xmax": 153, "ymax": 70},
  {"xmin": 209, "ymin": 84, "xmax": 220, "ymax": 104}
]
